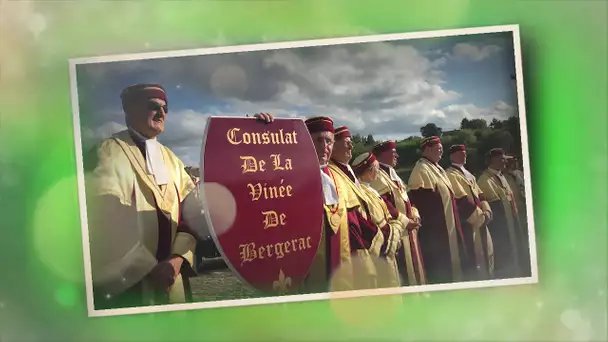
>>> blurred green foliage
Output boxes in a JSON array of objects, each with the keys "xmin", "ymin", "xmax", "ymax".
[{"xmin": 350, "ymin": 116, "xmax": 523, "ymax": 181}]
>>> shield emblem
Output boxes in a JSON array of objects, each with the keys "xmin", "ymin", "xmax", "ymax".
[{"xmin": 200, "ymin": 117, "xmax": 324, "ymax": 296}]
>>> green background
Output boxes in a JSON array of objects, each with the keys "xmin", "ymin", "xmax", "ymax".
[{"xmin": 0, "ymin": 0, "xmax": 606, "ymax": 341}]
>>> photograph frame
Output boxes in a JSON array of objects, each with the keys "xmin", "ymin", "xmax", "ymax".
[{"xmin": 69, "ymin": 23, "xmax": 538, "ymax": 318}]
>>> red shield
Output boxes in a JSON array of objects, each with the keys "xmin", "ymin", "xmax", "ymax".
[{"xmin": 200, "ymin": 117, "xmax": 324, "ymax": 295}]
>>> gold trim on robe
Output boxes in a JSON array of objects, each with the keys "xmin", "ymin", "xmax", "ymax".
[
  {"xmin": 358, "ymin": 182, "xmax": 403, "ymax": 288},
  {"xmin": 306, "ymin": 167, "xmax": 355, "ymax": 293},
  {"xmin": 408, "ymin": 158, "xmax": 463, "ymax": 282},
  {"xmin": 371, "ymin": 166, "xmax": 426, "ymax": 286},
  {"xmin": 87, "ymin": 130, "xmax": 196, "ymax": 306},
  {"xmin": 505, "ymin": 172, "xmax": 528, "ymax": 229},
  {"xmin": 477, "ymin": 168, "xmax": 521, "ymax": 276},
  {"xmin": 328, "ymin": 162, "xmax": 380, "ymax": 287},
  {"xmin": 446, "ymin": 166, "xmax": 495, "ymax": 278}
]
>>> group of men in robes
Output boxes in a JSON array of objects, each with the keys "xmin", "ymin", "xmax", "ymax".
[
  {"xmin": 85, "ymin": 83, "xmax": 531, "ymax": 310},
  {"xmin": 301, "ymin": 121, "xmax": 531, "ymax": 292}
]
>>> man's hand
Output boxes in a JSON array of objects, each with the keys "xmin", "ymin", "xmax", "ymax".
[
  {"xmin": 168, "ymin": 255, "xmax": 184, "ymax": 278},
  {"xmin": 406, "ymin": 220, "xmax": 421, "ymax": 230},
  {"xmin": 253, "ymin": 113, "xmax": 274, "ymax": 123},
  {"xmin": 147, "ymin": 262, "xmax": 175, "ymax": 292},
  {"xmin": 148, "ymin": 256, "xmax": 184, "ymax": 292},
  {"xmin": 483, "ymin": 210, "xmax": 493, "ymax": 221}
]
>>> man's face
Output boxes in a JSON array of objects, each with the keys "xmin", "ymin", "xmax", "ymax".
[
  {"xmin": 451, "ymin": 150, "xmax": 466, "ymax": 165},
  {"xmin": 311, "ymin": 131, "xmax": 334, "ymax": 165},
  {"xmin": 126, "ymin": 97, "xmax": 167, "ymax": 138},
  {"xmin": 331, "ymin": 137, "xmax": 353, "ymax": 163},
  {"xmin": 491, "ymin": 155, "xmax": 507, "ymax": 170},
  {"xmin": 377, "ymin": 149, "xmax": 399, "ymax": 167},
  {"xmin": 426, "ymin": 143, "xmax": 443, "ymax": 163},
  {"xmin": 506, "ymin": 159, "xmax": 516, "ymax": 170}
]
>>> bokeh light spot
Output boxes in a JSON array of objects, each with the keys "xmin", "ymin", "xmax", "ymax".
[
  {"xmin": 32, "ymin": 176, "xmax": 84, "ymax": 283},
  {"xmin": 328, "ymin": 254, "xmax": 403, "ymax": 329},
  {"xmin": 55, "ymin": 284, "xmax": 78, "ymax": 307},
  {"xmin": 200, "ymin": 182, "xmax": 237, "ymax": 236},
  {"xmin": 210, "ymin": 64, "xmax": 249, "ymax": 99}
]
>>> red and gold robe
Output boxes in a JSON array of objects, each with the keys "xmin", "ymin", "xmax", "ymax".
[
  {"xmin": 85, "ymin": 129, "xmax": 198, "ymax": 310},
  {"xmin": 407, "ymin": 158, "xmax": 469, "ymax": 284},
  {"xmin": 506, "ymin": 171, "xmax": 528, "ymax": 233},
  {"xmin": 304, "ymin": 166, "xmax": 356, "ymax": 293},
  {"xmin": 477, "ymin": 168, "xmax": 531, "ymax": 278},
  {"xmin": 371, "ymin": 164, "xmax": 426, "ymax": 286},
  {"xmin": 446, "ymin": 165, "xmax": 494, "ymax": 280},
  {"xmin": 358, "ymin": 181, "xmax": 405, "ymax": 289},
  {"xmin": 328, "ymin": 160, "xmax": 386, "ymax": 290}
]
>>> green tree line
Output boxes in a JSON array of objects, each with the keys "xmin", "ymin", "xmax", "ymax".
[{"xmin": 351, "ymin": 116, "xmax": 523, "ymax": 181}]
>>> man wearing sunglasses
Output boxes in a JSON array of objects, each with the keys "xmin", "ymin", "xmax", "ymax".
[{"xmin": 86, "ymin": 83, "xmax": 273, "ymax": 309}]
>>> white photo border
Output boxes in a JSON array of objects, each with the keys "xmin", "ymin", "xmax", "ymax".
[{"xmin": 69, "ymin": 24, "xmax": 538, "ymax": 318}]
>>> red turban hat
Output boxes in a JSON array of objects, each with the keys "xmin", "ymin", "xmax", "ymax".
[
  {"xmin": 120, "ymin": 84, "xmax": 168, "ymax": 110},
  {"xmin": 334, "ymin": 126, "xmax": 351, "ymax": 140},
  {"xmin": 372, "ymin": 141, "xmax": 397, "ymax": 155},
  {"xmin": 305, "ymin": 116, "xmax": 334, "ymax": 133},
  {"xmin": 420, "ymin": 136, "xmax": 441, "ymax": 149},
  {"xmin": 351, "ymin": 152, "xmax": 377, "ymax": 176}
]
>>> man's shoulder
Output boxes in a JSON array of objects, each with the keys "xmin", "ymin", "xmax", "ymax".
[
  {"xmin": 446, "ymin": 166, "xmax": 463, "ymax": 177},
  {"xmin": 477, "ymin": 170, "xmax": 492, "ymax": 183},
  {"xmin": 412, "ymin": 158, "xmax": 432, "ymax": 173},
  {"xmin": 158, "ymin": 142, "xmax": 178, "ymax": 157},
  {"xmin": 83, "ymin": 136, "xmax": 122, "ymax": 171}
]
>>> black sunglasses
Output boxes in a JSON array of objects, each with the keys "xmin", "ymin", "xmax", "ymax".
[{"xmin": 147, "ymin": 101, "xmax": 168, "ymax": 114}]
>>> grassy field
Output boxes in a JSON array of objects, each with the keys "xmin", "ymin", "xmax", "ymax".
[{"xmin": 190, "ymin": 258, "xmax": 261, "ymax": 302}]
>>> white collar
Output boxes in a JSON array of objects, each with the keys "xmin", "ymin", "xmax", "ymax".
[
  {"xmin": 319, "ymin": 166, "xmax": 339, "ymax": 205},
  {"xmin": 129, "ymin": 127, "xmax": 170, "ymax": 185},
  {"xmin": 379, "ymin": 162, "xmax": 403, "ymax": 184}
]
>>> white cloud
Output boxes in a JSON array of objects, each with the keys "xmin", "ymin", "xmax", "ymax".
[
  {"xmin": 79, "ymin": 39, "xmax": 515, "ymax": 166},
  {"xmin": 440, "ymin": 100, "xmax": 516, "ymax": 127},
  {"xmin": 450, "ymin": 42, "xmax": 502, "ymax": 62},
  {"xmin": 223, "ymin": 42, "xmax": 466, "ymax": 137},
  {"xmin": 159, "ymin": 109, "xmax": 211, "ymax": 167},
  {"xmin": 81, "ymin": 120, "xmax": 127, "ymax": 151}
]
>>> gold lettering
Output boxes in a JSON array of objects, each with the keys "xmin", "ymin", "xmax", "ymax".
[
  {"xmin": 263, "ymin": 210, "xmax": 279, "ymax": 229},
  {"xmin": 284, "ymin": 241, "xmax": 291, "ymax": 253},
  {"xmin": 247, "ymin": 183, "xmax": 262, "ymax": 201},
  {"xmin": 251, "ymin": 132, "xmax": 261, "ymax": 144},
  {"xmin": 227, "ymin": 128, "xmax": 242, "ymax": 145},
  {"xmin": 239, "ymin": 243, "xmax": 257, "ymax": 265},
  {"xmin": 238, "ymin": 236, "xmax": 313, "ymax": 265},
  {"xmin": 270, "ymin": 154, "xmax": 293, "ymax": 171},
  {"xmin": 240, "ymin": 156, "xmax": 266, "ymax": 174},
  {"xmin": 274, "ymin": 242, "xmax": 285, "ymax": 259},
  {"xmin": 247, "ymin": 179, "xmax": 294, "ymax": 202},
  {"xmin": 262, "ymin": 210, "xmax": 287, "ymax": 229},
  {"xmin": 285, "ymin": 132, "xmax": 296, "ymax": 144},
  {"xmin": 227, "ymin": 128, "xmax": 299, "ymax": 145}
]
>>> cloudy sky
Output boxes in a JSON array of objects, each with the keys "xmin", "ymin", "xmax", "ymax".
[{"xmin": 75, "ymin": 31, "xmax": 518, "ymax": 167}]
